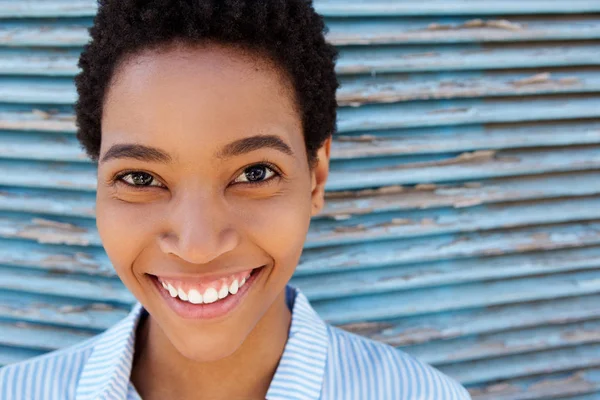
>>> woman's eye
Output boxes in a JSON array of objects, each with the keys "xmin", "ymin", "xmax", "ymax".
[
  {"xmin": 118, "ymin": 171, "xmax": 163, "ymax": 187},
  {"xmin": 233, "ymin": 164, "xmax": 277, "ymax": 184}
]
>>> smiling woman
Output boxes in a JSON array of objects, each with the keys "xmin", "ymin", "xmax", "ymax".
[{"xmin": 0, "ymin": 1, "xmax": 470, "ymax": 399}]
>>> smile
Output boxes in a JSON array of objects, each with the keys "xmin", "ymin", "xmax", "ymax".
[
  {"xmin": 149, "ymin": 266, "xmax": 265, "ymax": 320},
  {"xmin": 158, "ymin": 270, "xmax": 252, "ymax": 304}
]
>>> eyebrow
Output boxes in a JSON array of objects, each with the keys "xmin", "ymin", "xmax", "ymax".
[
  {"xmin": 99, "ymin": 135, "xmax": 294, "ymax": 164},
  {"xmin": 100, "ymin": 143, "xmax": 172, "ymax": 164},
  {"xmin": 216, "ymin": 135, "xmax": 294, "ymax": 159}
]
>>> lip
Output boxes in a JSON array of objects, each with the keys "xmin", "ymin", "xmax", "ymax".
[{"xmin": 149, "ymin": 265, "xmax": 265, "ymax": 321}]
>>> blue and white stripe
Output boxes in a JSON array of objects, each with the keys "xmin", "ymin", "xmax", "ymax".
[{"xmin": 0, "ymin": 285, "xmax": 471, "ymax": 399}]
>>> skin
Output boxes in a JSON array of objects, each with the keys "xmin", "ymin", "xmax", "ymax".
[{"xmin": 95, "ymin": 42, "xmax": 331, "ymax": 400}]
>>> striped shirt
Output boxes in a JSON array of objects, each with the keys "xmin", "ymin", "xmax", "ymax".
[{"xmin": 0, "ymin": 285, "xmax": 471, "ymax": 399}]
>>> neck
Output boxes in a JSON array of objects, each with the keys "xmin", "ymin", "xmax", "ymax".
[{"xmin": 131, "ymin": 289, "xmax": 292, "ymax": 400}]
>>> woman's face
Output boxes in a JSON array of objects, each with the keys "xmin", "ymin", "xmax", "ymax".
[{"xmin": 95, "ymin": 43, "xmax": 330, "ymax": 361}]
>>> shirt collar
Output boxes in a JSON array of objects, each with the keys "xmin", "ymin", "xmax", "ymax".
[{"xmin": 75, "ymin": 285, "xmax": 329, "ymax": 400}]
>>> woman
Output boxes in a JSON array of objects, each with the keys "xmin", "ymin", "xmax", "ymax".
[{"xmin": 0, "ymin": 1, "xmax": 470, "ymax": 399}]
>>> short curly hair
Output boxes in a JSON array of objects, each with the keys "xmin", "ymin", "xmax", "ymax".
[{"xmin": 75, "ymin": 0, "xmax": 339, "ymax": 165}]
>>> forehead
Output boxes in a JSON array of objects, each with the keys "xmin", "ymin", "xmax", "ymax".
[{"xmin": 100, "ymin": 42, "xmax": 303, "ymax": 160}]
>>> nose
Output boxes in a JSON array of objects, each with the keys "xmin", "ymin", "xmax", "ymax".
[{"xmin": 158, "ymin": 191, "xmax": 240, "ymax": 265}]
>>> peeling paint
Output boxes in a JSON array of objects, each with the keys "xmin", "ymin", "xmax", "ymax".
[{"xmin": 427, "ymin": 19, "xmax": 524, "ymax": 31}]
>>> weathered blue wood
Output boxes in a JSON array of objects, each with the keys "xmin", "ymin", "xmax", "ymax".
[
  {"xmin": 0, "ymin": 320, "xmax": 95, "ymax": 350},
  {"xmin": 0, "ymin": 187, "xmax": 96, "ymax": 218},
  {"xmin": 440, "ymin": 343, "xmax": 600, "ymax": 386},
  {"xmin": 327, "ymin": 145, "xmax": 600, "ymax": 191},
  {"xmin": 315, "ymin": 0, "xmax": 600, "ymax": 16},
  {"xmin": 323, "ymin": 170, "xmax": 600, "ymax": 216},
  {"xmin": 407, "ymin": 319, "xmax": 600, "ymax": 365},
  {"xmin": 0, "ymin": 160, "xmax": 96, "ymax": 191},
  {"xmin": 336, "ymin": 96, "xmax": 600, "ymax": 132},
  {"xmin": 0, "ymin": 79, "xmax": 76, "ymax": 104},
  {"xmin": 339, "ymin": 294, "xmax": 600, "ymax": 347},
  {"xmin": 0, "ymin": 290, "xmax": 130, "ymax": 329},
  {"xmin": 313, "ymin": 270, "xmax": 600, "ymax": 324},
  {"xmin": 0, "ymin": 48, "xmax": 80, "ymax": 76},
  {"xmin": 336, "ymin": 43, "xmax": 600, "ymax": 74},
  {"xmin": 333, "ymin": 121, "xmax": 600, "ymax": 158},
  {"xmin": 293, "ymin": 246, "xmax": 600, "ymax": 301},
  {"xmin": 551, "ymin": 393, "xmax": 600, "ymax": 400},
  {"xmin": 0, "ymin": 131, "xmax": 85, "ymax": 161},
  {"xmin": 0, "ymin": 110, "xmax": 76, "ymax": 133},
  {"xmin": 309, "ymin": 196, "xmax": 600, "ymax": 247},
  {"xmin": 0, "ymin": 267, "xmax": 134, "ymax": 304},
  {"xmin": 468, "ymin": 368, "xmax": 600, "ymax": 400},
  {"xmin": 327, "ymin": 16, "xmax": 600, "ymax": 45},
  {"xmin": 0, "ymin": 23, "xmax": 90, "ymax": 47},
  {"xmin": 337, "ymin": 70, "xmax": 600, "ymax": 106},
  {"xmin": 0, "ymin": 239, "xmax": 114, "ymax": 276},
  {"xmin": 299, "ymin": 222, "xmax": 600, "ymax": 273},
  {"xmin": 0, "ymin": 1, "xmax": 97, "ymax": 18},
  {"xmin": 0, "ymin": 212, "xmax": 100, "ymax": 246}
]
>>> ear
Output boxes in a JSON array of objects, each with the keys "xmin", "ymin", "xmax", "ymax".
[{"xmin": 310, "ymin": 136, "xmax": 332, "ymax": 216}]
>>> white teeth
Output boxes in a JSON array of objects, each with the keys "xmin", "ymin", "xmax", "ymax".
[
  {"xmin": 161, "ymin": 273, "xmax": 253, "ymax": 305},
  {"xmin": 203, "ymin": 288, "xmax": 218, "ymax": 304},
  {"xmin": 188, "ymin": 289, "xmax": 203, "ymax": 304},
  {"xmin": 229, "ymin": 279, "xmax": 239, "ymax": 295},
  {"xmin": 177, "ymin": 288, "xmax": 188, "ymax": 301},
  {"xmin": 218, "ymin": 285, "xmax": 229, "ymax": 299},
  {"xmin": 167, "ymin": 283, "xmax": 178, "ymax": 298}
]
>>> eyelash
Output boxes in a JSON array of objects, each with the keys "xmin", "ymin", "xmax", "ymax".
[{"xmin": 112, "ymin": 161, "xmax": 282, "ymax": 190}]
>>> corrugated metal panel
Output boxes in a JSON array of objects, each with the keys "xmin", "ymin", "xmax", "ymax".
[{"xmin": 0, "ymin": 1, "xmax": 599, "ymax": 398}]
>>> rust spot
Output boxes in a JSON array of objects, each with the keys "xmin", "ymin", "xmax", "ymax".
[
  {"xmin": 415, "ymin": 183, "xmax": 437, "ymax": 191},
  {"xmin": 335, "ymin": 135, "xmax": 378, "ymax": 143},
  {"xmin": 454, "ymin": 150, "xmax": 496, "ymax": 163},
  {"xmin": 512, "ymin": 72, "xmax": 552, "ymax": 86},
  {"xmin": 468, "ymin": 382, "xmax": 519, "ymax": 398},
  {"xmin": 529, "ymin": 370, "xmax": 594, "ymax": 395},
  {"xmin": 558, "ymin": 76, "xmax": 581, "ymax": 85},
  {"xmin": 426, "ymin": 18, "xmax": 524, "ymax": 31},
  {"xmin": 30, "ymin": 218, "xmax": 86, "ymax": 232},
  {"xmin": 385, "ymin": 327, "xmax": 452, "ymax": 346},
  {"xmin": 325, "ymin": 185, "xmax": 405, "ymax": 200},
  {"xmin": 336, "ymin": 321, "xmax": 395, "ymax": 337},
  {"xmin": 58, "ymin": 302, "xmax": 117, "ymax": 314},
  {"xmin": 560, "ymin": 328, "xmax": 600, "ymax": 342},
  {"xmin": 31, "ymin": 109, "xmax": 51, "ymax": 120},
  {"xmin": 16, "ymin": 218, "xmax": 90, "ymax": 245},
  {"xmin": 333, "ymin": 224, "xmax": 367, "ymax": 233},
  {"xmin": 511, "ymin": 72, "xmax": 582, "ymax": 88}
]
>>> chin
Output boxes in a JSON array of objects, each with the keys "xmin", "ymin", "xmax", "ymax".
[{"xmin": 167, "ymin": 326, "xmax": 248, "ymax": 363}]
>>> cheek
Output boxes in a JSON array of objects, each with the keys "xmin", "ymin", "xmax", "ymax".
[
  {"xmin": 95, "ymin": 194, "xmax": 160, "ymax": 279},
  {"xmin": 237, "ymin": 189, "xmax": 313, "ymax": 272}
]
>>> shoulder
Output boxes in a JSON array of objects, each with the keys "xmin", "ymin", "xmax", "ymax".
[
  {"xmin": 323, "ymin": 325, "xmax": 471, "ymax": 400},
  {"xmin": 0, "ymin": 336, "xmax": 97, "ymax": 400}
]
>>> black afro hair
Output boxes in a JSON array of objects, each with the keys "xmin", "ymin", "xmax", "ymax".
[{"xmin": 74, "ymin": 0, "xmax": 339, "ymax": 165}]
